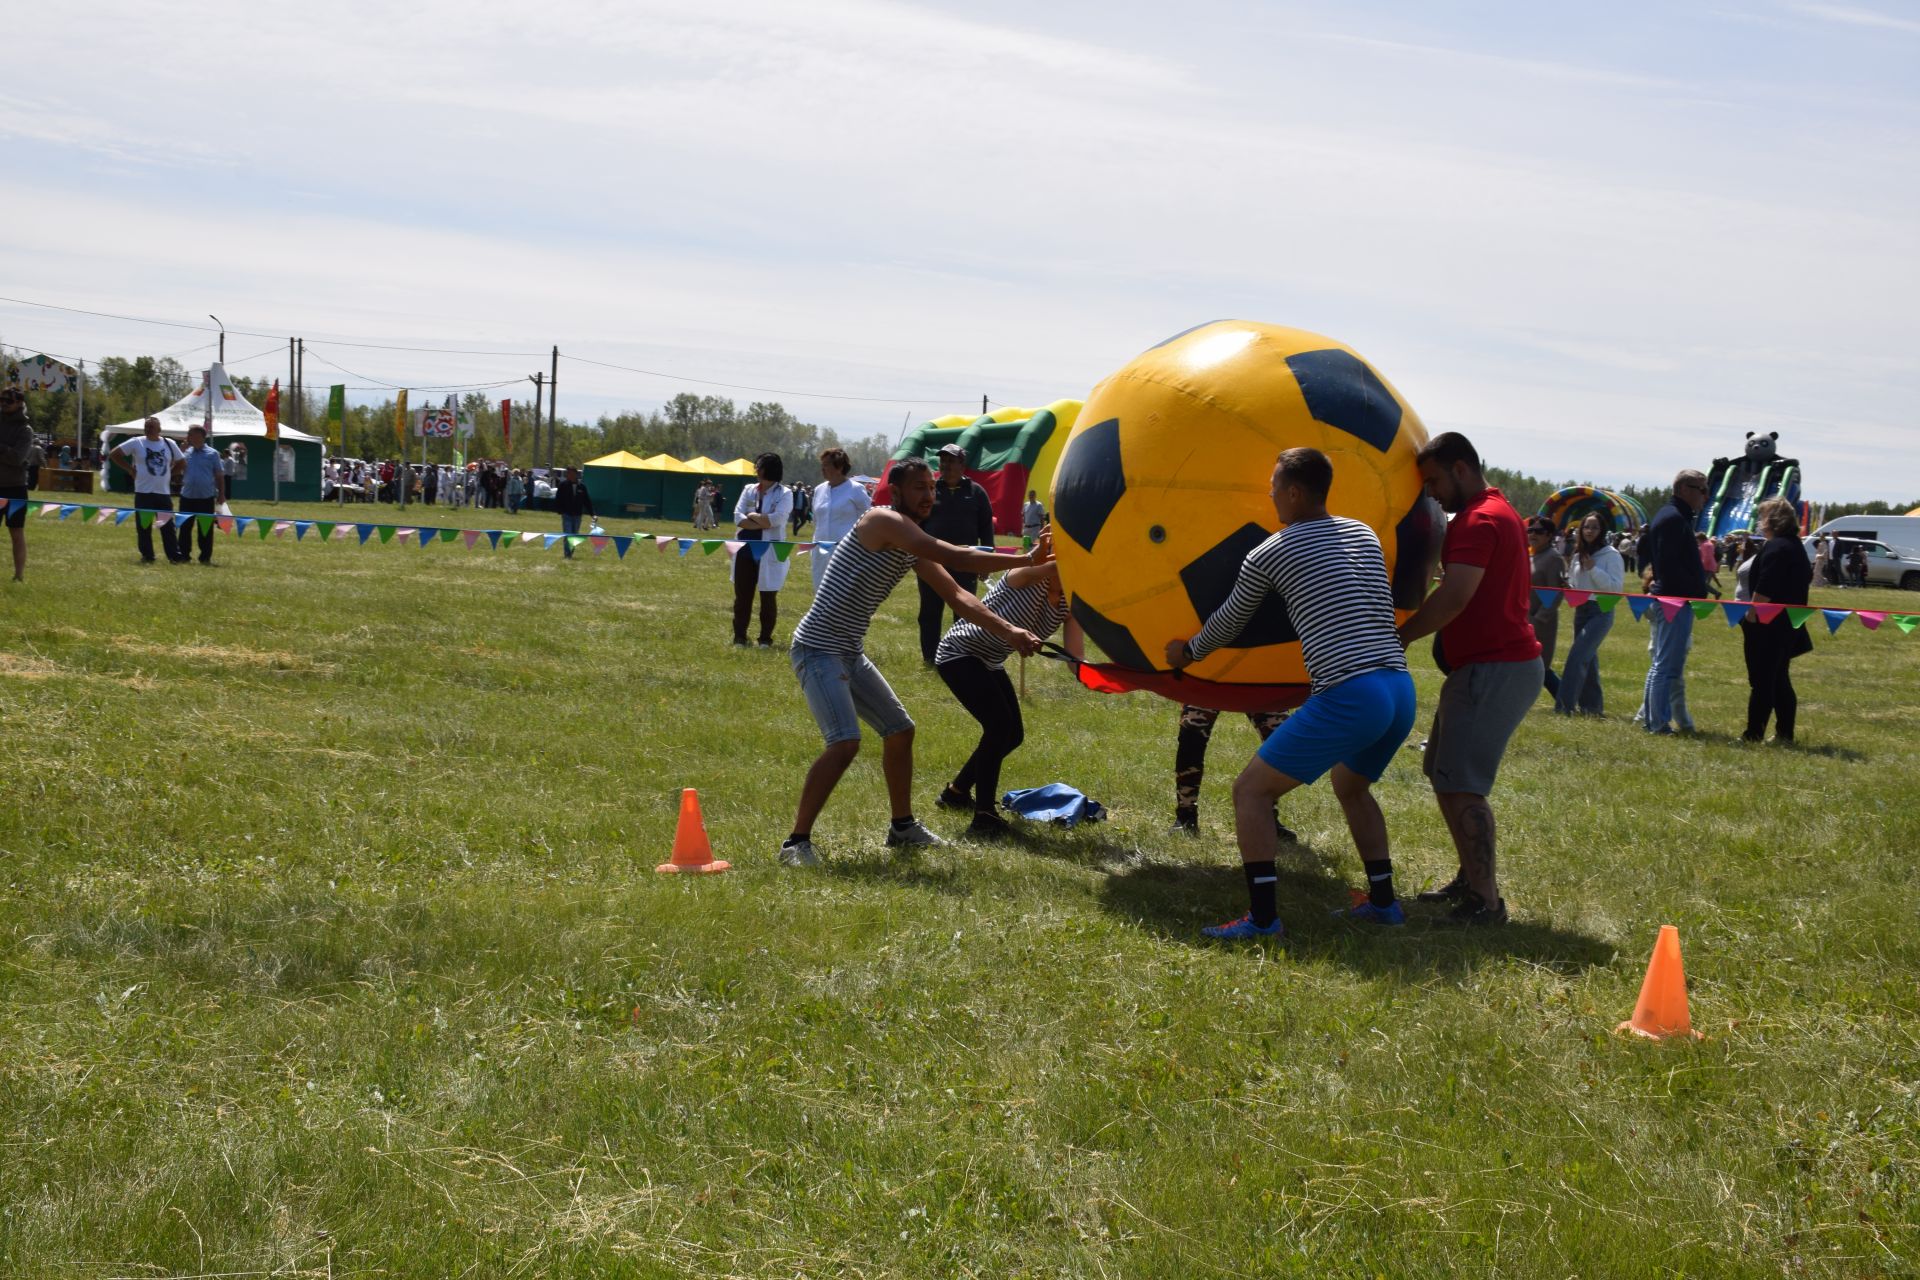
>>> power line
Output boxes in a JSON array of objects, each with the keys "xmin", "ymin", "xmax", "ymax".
[{"xmin": 558, "ymin": 351, "xmax": 973, "ymax": 406}]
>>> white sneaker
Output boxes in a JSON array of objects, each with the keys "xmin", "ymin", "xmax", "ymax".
[
  {"xmin": 883, "ymin": 819, "xmax": 946, "ymax": 848},
  {"xmin": 778, "ymin": 838, "xmax": 819, "ymax": 867}
]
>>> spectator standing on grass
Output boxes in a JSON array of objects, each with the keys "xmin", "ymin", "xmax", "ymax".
[
  {"xmin": 1165, "ymin": 448, "xmax": 1418, "ymax": 938},
  {"xmin": 1619, "ymin": 531, "xmax": 1638, "ymax": 575},
  {"xmin": 810, "ymin": 447, "xmax": 871, "ymax": 591},
  {"xmin": 933, "ymin": 530, "xmax": 1083, "ymax": 839},
  {"xmin": 778, "ymin": 459, "xmax": 1042, "ymax": 869},
  {"xmin": 0, "ymin": 385, "xmax": 33, "ymax": 581},
  {"xmin": 1527, "ymin": 517, "xmax": 1567, "ymax": 696},
  {"xmin": 112, "ymin": 419, "xmax": 186, "ymax": 564},
  {"xmin": 1742, "ymin": 498, "xmax": 1814, "ymax": 744},
  {"xmin": 917, "ymin": 443, "xmax": 996, "ymax": 664},
  {"xmin": 731, "ymin": 452, "xmax": 794, "ymax": 648},
  {"xmin": 506, "ymin": 469, "xmax": 525, "ymax": 515},
  {"xmin": 1396, "ymin": 432, "xmax": 1542, "ymax": 928},
  {"xmin": 1022, "ymin": 490, "xmax": 1047, "ymax": 540},
  {"xmin": 554, "ymin": 467, "xmax": 593, "ymax": 559},
  {"xmin": 789, "ymin": 481, "xmax": 812, "ymax": 536},
  {"xmin": 177, "ymin": 425, "xmax": 227, "ymax": 566},
  {"xmin": 1555, "ymin": 513, "xmax": 1625, "ymax": 716},
  {"xmin": 1638, "ymin": 470, "xmax": 1711, "ymax": 735}
]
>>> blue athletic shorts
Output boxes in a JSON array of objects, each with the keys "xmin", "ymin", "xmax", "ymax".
[{"xmin": 1255, "ymin": 667, "xmax": 1417, "ymax": 785}]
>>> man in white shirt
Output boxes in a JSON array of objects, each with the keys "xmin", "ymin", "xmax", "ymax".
[
  {"xmin": 111, "ymin": 418, "xmax": 185, "ymax": 564},
  {"xmin": 1022, "ymin": 490, "xmax": 1046, "ymax": 540}
]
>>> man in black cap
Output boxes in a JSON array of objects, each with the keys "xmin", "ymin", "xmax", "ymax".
[{"xmin": 916, "ymin": 443, "xmax": 996, "ymax": 663}]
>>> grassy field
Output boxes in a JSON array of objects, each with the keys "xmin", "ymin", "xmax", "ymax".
[{"xmin": 2, "ymin": 491, "xmax": 1917, "ymax": 1278}]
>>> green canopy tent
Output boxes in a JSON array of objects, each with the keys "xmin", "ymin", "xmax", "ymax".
[{"xmin": 581, "ymin": 450, "xmax": 671, "ymax": 518}]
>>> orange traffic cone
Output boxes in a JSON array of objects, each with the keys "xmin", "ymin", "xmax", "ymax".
[
  {"xmin": 655, "ymin": 788, "xmax": 730, "ymax": 874},
  {"xmin": 1616, "ymin": 924, "xmax": 1702, "ymax": 1040}
]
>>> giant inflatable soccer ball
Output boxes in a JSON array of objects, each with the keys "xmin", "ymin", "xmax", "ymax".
[{"xmin": 1050, "ymin": 320, "xmax": 1444, "ymax": 688}]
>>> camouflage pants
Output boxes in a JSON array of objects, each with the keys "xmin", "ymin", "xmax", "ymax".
[{"xmin": 1174, "ymin": 704, "xmax": 1289, "ymax": 817}]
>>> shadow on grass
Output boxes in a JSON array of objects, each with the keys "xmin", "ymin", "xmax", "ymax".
[
  {"xmin": 1681, "ymin": 729, "xmax": 1866, "ymax": 762},
  {"xmin": 819, "ymin": 851, "xmax": 971, "ymax": 896},
  {"xmin": 1096, "ymin": 850, "xmax": 1617, "ymax": 981}
]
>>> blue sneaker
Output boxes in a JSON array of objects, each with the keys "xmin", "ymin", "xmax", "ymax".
[
  {"xmin": 1333, "ymin": 894, "xmax": 1405, "ymax": 926},
  {"xmin": 1202, "ymin": 914, "xmax": 1285, "ymax": 941}
]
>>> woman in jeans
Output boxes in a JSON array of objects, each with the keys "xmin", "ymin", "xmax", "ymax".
[
  {"xmin": 1554, "ymin": 513, "xmax": 1625, "ymax": 715},
  {"xmin": 1742, "ymin": 498, "xmax": 1814, "ymax": 743},
  {"xmin": 932, "ymin": 531, "xmax": 1081, "ymax": 837}
]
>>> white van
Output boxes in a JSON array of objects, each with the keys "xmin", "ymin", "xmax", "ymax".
[{"xmin": 1811, "ymin": 515, "xmax": 1920, "ymax": 556}]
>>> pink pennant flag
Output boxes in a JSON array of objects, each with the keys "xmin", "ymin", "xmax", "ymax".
[
  {"xmin": 1857, "ymin": 610, "xmax": 1887, "ymax": 631},
  {"xmin": 153, "ymin": 511, "xmax": 173, "ymax": 527},
  {"xmin": 724, "ymin": 539, "xmax": 745, "ymax": 558},
  {"xmin": 1562, "ymin": 590, "xmax": 1593, "ymax": 607},
  {"xmin": 461, "ymin": 529, "xmax": 481, "ymax": 549},
  {"xmin": 1750, "ymin": 603, "xmax": 1785, "ymax": 624},
  {"xmin": 93, "ymin": 509, "xmax": 112, "ymax": 524},
  {"xmin": 273, "ymin": 521, "xmax": 292, "ymax": 538},
  {"xmin": 1656, "ymin": 596, "xmax": 1687, "ymax": 621},
  {"xmin": 39, "ymin": 503, "xmax": 62, "ymax": 519},
  {"xmin": 520, "ymin": 531, "xmax": 540, "ymax": 544},
  {"xmin": 655, "ymin": 535, "xmax": 674, "ymax": 550},
  {"xmin": 590, "ymin": 536, "xmax": 608, "ymax": 554},
  {"xmin": 396, "ymin": 528, "xmax": 416, "ymax": 542}
]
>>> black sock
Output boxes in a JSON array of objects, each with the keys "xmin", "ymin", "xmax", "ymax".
[
  {"xmin": 1364, "ymin": 859, "xmax": 1395, "ymax": 907},
  {"xmin": 890, "ymin": 815, "xmax": 917, "ymax": 832},
  {"xmin": 785, "ymin": 831, "xmax": 809, "ymax": 846},
  {"xmin": 1243, "ymin": 860, "xmax": 1279, "ymax": 927}
]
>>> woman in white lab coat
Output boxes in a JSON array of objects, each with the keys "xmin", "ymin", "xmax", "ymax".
[{"xmin": 732, "ymin": 452, "xmax": 795, "ymax": 647}]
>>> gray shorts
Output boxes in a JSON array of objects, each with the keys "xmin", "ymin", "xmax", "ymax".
[
  {"xmin": 791, "ymin": 642, "xmax": 914, "ymax": 746},
  {"xmin": 1423, "ymin": 657, "xmax": 1542, "ymax": 796}
]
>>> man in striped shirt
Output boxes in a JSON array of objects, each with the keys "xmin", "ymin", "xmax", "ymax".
[
  {"xmin": 781, "ymin": 458, "xmax": 1046, "ymax": 868},
  {"xmin": 1165, "ymin": 448, "xmax": 1418, "ymax": 939}
]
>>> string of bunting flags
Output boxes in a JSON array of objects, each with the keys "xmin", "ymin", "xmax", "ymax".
[
  {"xmin": 1, "ymin": 498, "xmax": 1025, "ymax": 565},
  {"xmin": 10, "ymin": 498, "xmax": 1915, "ymax": 636},
  {"xmin": 1530, "ymin": 584, "xmax": 1919, "ymax": 636}
]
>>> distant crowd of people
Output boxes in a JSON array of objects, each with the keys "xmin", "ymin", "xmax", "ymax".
[{"xmin": 321, "ymin": 458, "xmax": 551, "ymax": 511}]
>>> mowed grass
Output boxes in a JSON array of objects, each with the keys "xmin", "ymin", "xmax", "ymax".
[{"xmin": 2, "ymin": 493, "xmax": 1917, "ymax": 1279}]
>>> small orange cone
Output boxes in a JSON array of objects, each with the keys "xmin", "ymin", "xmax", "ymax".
[
  {"xmin": 655, "ymin": 788, "xmax": 730, "ymax": 874},
  {"xmin": 1616, "ymin": 924, "xmax": 1702, "ymax": 1040}
]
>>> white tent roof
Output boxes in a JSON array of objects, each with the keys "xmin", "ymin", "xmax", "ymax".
[{"xmin": 101, "ymin": 361, "xmax": 323, "ymax": 444}]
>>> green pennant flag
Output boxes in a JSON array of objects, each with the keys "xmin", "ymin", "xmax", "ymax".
[
  {"xmin": 377, "ymin": 525, "xmax": 396, "ymax": 544},
  {"xmin": 566, "ymin": 535, "xmax": 585, "ymax": 549},
  {"xmin": 1689, "ymin": 600, "xmax": 1716, "ymax": 619},
  {"xmin": 438, "ymin": 526, "xmax": 458, "ymax": 543},
  {"xmin": 198, "ymin": 515, "xmax": 214, "ymax": 535},
  {"xmin": 1895, "ymin": 615, "xmax": 1920, "ymax": 634},
  {"xmin": 700, "ymin": 540, "xmax": 723, "ymax": 555},
  {"xmin": 773, "ymin": 541, "xmax": 795, "ymax": 562},
  {"xmin": 1593, "ymin": 593, "xmax": 1621, "ymax": 614},
  {"xmin": 317, "ymin": 522, "xmax": 335, "ymax": 541},
  {"xmin": 1785, "ymin": 607, "xmax": 1814, "ymax": 630},
  {"xmin": 137, "ymin": 510, "xmax": 154, "ymax": 529},
  {"xmin": 257, "ymin": 519, "xmax": 273, "ymax": 540}
]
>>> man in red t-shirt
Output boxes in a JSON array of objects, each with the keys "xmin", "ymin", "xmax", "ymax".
[{"xmin": 1397, "ymin": 432, "xmax": 1543, "ymax": 926}]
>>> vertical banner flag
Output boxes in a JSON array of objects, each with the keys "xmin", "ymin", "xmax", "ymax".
[
  {"xmin": 394, "ymin": 389, "xmax": 408, "ymax": 444},
  {"xmin": 326, "ymin": 385, "xmax": 344, "ymax": 447},
  {"xmin": 500, "ymin": 399, "xmax": 511, "ymax": 452},
  {"xmin": 264, "ymin": 380, "xmax": 280, "ymax": 441}
]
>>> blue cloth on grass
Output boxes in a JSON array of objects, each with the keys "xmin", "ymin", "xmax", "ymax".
[{"xmin": 1000, "ymin": 784, "xmax": 1106, "ymax": 829}]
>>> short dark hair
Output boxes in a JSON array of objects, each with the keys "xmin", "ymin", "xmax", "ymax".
[
  {"xmin": 819, "ymin": 447, "xmax": 850, "ymax": 474},
  {"xmin": 1275, "ymin": 447, "xmax": 1333, "ymax": 500},
  {"xmin": 755, "ymin": 451, "xmax": 784, "ymax": 482},
  {"xmin": 889, "ymin": 457, "xmax": 931, "ymax": 492},
  {"xmin": 1415, "ymin": 431, "xmax": 1481, "ymax": 473}
]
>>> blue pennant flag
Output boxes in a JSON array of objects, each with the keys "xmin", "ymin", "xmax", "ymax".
[
  {"xmin": 233, "ymin": 517, "xmax": 251, "ymax": 536},
  {"xmin": 613, "ymin": 536, "xmax": 632, "ymax": 559},
  {"xmin": 485, "ymin": 529, "xmax": 503, "ymax": 548},
  {"xmin": 1533, "ymin": 588, "xmax": 1558, "ymax": 609},
  {"xmin": 114, "ymin": 508, "xmax": 133, "ymax": 525},
  {"xmin": 748, "ymin": 541, "xmax": 770, "ymax": 560},
  {"xmin": 677, "ymin": 538, "xmax": 693, "ymax": 556},
  {"xmin": 1627, "ymin": 596, "xmax": 1654, "ymax": 621},
  {"xmin": 1823, "ymin": 609, "xmax": 1851, "ymax": 634},
  {"xmin": 543, "ymin": 533, "xmax": 562, "ymax": 549},
  {"xmin": 1721, "ymin": 602, "xmax": 1751, "ymax": 627},
  {"xmin": 294, "ymin": 521, "xmax": 312, "ymax": 540},
  {"xmin": 3, "ymin": 498, "xmax": 20, "ymax": 518},
  {"xmin": 59, "ymin": 504, "xmax": 77, "ymax": 519},
  {"xmin": 357, "ymin": 524, "xmax": 376, "ymax": 545},
  {"xmin": 417, "ymin": 528, "xmax": 434, "ymax": 548}
]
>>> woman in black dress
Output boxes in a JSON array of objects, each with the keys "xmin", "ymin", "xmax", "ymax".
[{"xmin": 1741, "ymin": 498, "xmax": 1814, "ymax": 744}]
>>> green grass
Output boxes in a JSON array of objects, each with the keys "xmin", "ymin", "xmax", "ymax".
[{"xmin": 3, "ymin": 491, "xmax": 1917, "ymax": 1278}]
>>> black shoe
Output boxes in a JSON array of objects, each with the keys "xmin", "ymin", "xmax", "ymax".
[
  {"xmin": 1275, "ymin": 817, "xmax": 1298, "ymax": 843},
  {"xmin": 1170, "ymin": 813, "xmax": 1200, "ymax": 836},
  {"xmin": 935, "ymin": 785, "xmax": 972, "ymax": 811},
  {"xmin": 1439, "ymin": 893, "xmax": 1508, "ymax": 928},
  {"xmin": 1416, "ymin": 874, "xmax": 1469, "ymax": 904},
  {"xmin": 965, "ymin": 811, "xmax": 1011, "ymax": 839}
]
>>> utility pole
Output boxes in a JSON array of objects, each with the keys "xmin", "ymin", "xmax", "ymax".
[
  {"xmin": 295, "ymin": 338, "xmax": 305, "ymax": 435},
  {"xmin": 210, "ymin": 315, "xmax": 224, "ymax": 362},
  {"xmin": 547, "ymin": 345, "xmax": 558, "ymax": 469},
  {"xmin": 982, "ymin": 395, "xmax": 988, "ymax": 415},
  {"xmin": 530, "ymin": 373, "xmax": 543, "ymax": 466}
]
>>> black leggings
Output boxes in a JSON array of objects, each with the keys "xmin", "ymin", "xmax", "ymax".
[
  {"xmin": 1742, "ymin": 621, "xmax": 1799, "ymax": 741},
  {"xmin": 936, "ymin": 656, "xmax": 1024, "ymax": 813}
]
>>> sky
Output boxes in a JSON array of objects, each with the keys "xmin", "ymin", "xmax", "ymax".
[{"xmin": 3, "ymin": 0, "xmax": 1915, "ymax": 498}]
